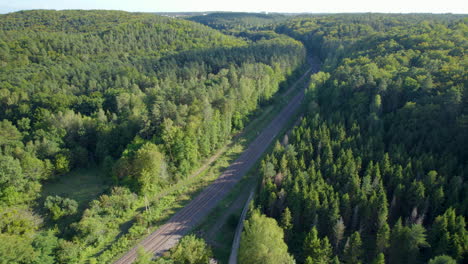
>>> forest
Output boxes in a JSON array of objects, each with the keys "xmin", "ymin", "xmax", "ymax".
[
  {"xmin": 0, "ymin": 9, "xmax": 466, "ymax": 264},
  {"xmin": 249, "ymin": 14, "xmax": 467, "ymax": 264},
  {"xmin": 0, "ymin": 10, "xmax": 305, "ymax": 263}
]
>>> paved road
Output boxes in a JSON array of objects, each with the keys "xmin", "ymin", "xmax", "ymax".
[
  {"xmin": 114, "ymin": 58, "xmax": 319, "ymax": 264},
  {"xmin": 228, "ymin": 190, "xmax": 254, "ymax": 264}
]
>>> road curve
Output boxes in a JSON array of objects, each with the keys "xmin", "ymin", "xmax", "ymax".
[
  {"xmin": 114, "ymin": 59, "xmax": 319, "ymax": 264},
  {"xmin": 228, "ymin": 190, "xmax": 254, "ymax": 264}
]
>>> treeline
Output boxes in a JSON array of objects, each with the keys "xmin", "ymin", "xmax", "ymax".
[
  {"xmin": 277, "ymin": 13, "xmax": 467, "ymax": 69},
  {"xmin": 188, "ymin": 12, "xmax": 289, "ymax": 33},
  {"xmin": 249, "ymin": 14, "xmax": 467, "ymax": 264},
  {"xmin": 0, "ymin": 10, "xmax": 306, "ymax": 263},
  {"xmin": 188, "ymin": 12, "xmax": 296, "ymax": 45}
]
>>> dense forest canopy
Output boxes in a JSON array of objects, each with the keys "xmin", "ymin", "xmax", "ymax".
[
  {"xmin": 0, "ymin": 9, "xmax": 466, "ymax": 264},
  {"xmin": 189, "ymin": 12, "xmax": 289, "ymax": 31},
  {"xmin": 188, "ymin": 12, "xmax": 294, "ymax": 42},
  {"xmin": 252, "ymin": 13, "xmax": 467, "ymax": 264},
  {"xmin": 0, "ymin": 10, "xmax": 306, "ymax": 263}
]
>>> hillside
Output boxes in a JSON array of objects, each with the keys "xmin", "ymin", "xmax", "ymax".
[
  {"xmin": 0, "ymin": 9, "xmax": 466, "ymax": 264},
  {"xmin": 188, "ymin": 12, "xmax": 289, "ymax": 31},
  {"xmin": 249, "ymin": 14, "xmax": 467, "ymax": 264},
  {"xmin": 0, "ymin": 10, "xmax": 306, "ymax": 263}
]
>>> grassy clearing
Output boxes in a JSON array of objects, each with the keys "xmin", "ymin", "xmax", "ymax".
[{"xmin": 40, "ymin": 167, "xmax": 111, "ymax": 209}]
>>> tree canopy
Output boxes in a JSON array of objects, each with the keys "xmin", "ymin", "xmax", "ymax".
[{"xmin": 239, "ymin": 211, "xmax": 295, "ymax": 264}]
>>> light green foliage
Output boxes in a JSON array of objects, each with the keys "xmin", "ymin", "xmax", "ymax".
[
  {"xmin": 73, "ymin": 187, "xmax": 137, "ymax": 249},
  {"xmin": 0, "ymin": 208, "xmax": 40, "ymax": 235},
  {"xmin": 170, "ymin": 235, "xmax": 212, "ymax": 264},
  {"xmin": 308, "ymin": 71, "xmax": 331, "ymax": 99},
  {"xmin": 303, "ymin": 227, "xmax": 333, "ymax": 264},
  {"xmin": 134, "ymin": 143, "xmax": 168, "ymax": 192},
  {"xmin": 371, "ymin": 253, "xmax": 385, "ymax": 264},
  {"xmin": 0, "ymin": 208, "xmax": 43, "ymax": 263},
  {"xmin": 0, "ymin": 153, "xmax": 45, "ymax": 205},
  {"xmin": 430, "ymin": 208, "xmax": 467, "ymax": 261},
  {"xmin": 280, "ymin": 207, "xmax": 293, "ymax": 231},
  {"xmin": 239, "ymin": 211, "xmax": 295, "ymax": 264},
  {"xmin": 428, "ymin": 255, "xmax": 457, "ymax": 264},
  {"xmin": 343, "ymin": 232, "xmax": 363, "ymax": 264},
  {"xmin": 44, "ymin": 196, "xmax": 78, "ymax": 220},
  {"xmin": 53, "ymin": 154, "xmax": 70, "ymax": 175},
  {"xmin": 0, "ymin": 120, "xmax": 23, "ymax": 148},
  {"xmin": 0, "ymin": 233, "xmax": 37, "ymax": 264},
  {"xmin": 0, "ymin": 10, "xmax": 466, "ymax": 264},
  {"xmin": 115, "ymin": 142, "xmax": 168, "ymax": 194},
  {"xmin": 0, "ymin": 155, "xmax": 25, "ymax": 204},
  {"xmin": 134, "ymin": 247, "xmax": 154, "ymax": 264},
  {"xmin": 56, "ymin": 240, "xmax": 82, "ymax": 264}
]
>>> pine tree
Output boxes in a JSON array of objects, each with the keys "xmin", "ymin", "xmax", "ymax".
[
  {"xmin": 371, "ymin": 253, "xmax": 385, "ymax": 264},
  {"xmin": 375, "ymin": 222, "xmax": 390, "ymax": 255},
  {"xmin": 281, "ymin": 207, "xmax": 293, "ymax": 232},
  {"xmin": 343, "ymin": 231, "xmax": 363, "ymax": 264},
  {"xmin": 303, "ymin": 227, "xmax": 333, "ymax": 264},
  {"xmin": 430, "ymin": 208, "xmax": 467, "ymax": 261}
]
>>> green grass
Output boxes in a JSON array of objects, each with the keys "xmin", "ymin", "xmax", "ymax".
[
  {"xmin": 41, "ymin": 167, "xmax": 111, "ymax": 208},
  {"xmin": 195, "ymin": 176, "xmax": 254, "ymax": 263}
]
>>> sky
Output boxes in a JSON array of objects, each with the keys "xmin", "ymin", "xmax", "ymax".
[{"xmin": 0, "ymin": 0, "xmax": 466, "ymax": 14}]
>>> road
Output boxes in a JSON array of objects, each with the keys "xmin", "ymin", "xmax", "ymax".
[
  {"xmin": 228, "ymin": 190, "xmax": 254, "ymax": 264},
  {"xmin": 114, "ymin": 57, "xmax": 319, "ymax": 264}
]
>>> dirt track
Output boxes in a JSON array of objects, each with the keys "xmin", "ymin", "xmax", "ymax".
[{"xmin": 114, "ymin": 58, "xmax": 319, "ymax": 264}]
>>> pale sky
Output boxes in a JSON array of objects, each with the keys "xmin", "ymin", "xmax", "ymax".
[{"xmin": 0, "ymin": 0, "xmax": 466, "ymax": 14}]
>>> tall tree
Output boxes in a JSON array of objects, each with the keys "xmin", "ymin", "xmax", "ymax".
[
  {"xmin": 170, "ymin": 235, "xmax": 212, "ymax": 264},
  {"xmin": 343, "ymin": 231, "xmax": 363, "ymax": 264},
  {"xmin": 239, "ymin": 211, "xmax": 294, "ymax": 264}
]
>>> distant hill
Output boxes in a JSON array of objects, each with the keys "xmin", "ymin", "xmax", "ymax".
[
  {"xmin": 0, "ymin": 10, "xmax": 244, "ymax": 54},
  {"xmin": 188, "ymin": 12, "xmax": 290, "ymax": 31}
]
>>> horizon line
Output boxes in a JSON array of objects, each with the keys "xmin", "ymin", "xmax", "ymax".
[{"xmin": 1, "ymin": 8, "xmax": 467, "ymax": 15}]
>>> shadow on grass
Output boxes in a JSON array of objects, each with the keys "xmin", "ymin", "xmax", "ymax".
[{"xmin": 34, "ymin": 166, "xmax": 112, "ymax": 238}]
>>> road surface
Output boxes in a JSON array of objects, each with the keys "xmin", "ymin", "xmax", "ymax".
[
  {"xmin": 114, "ymin": 58, "xmax": 319, "ymax": 264},
  {"xmin": 228, "ymin": 191, "xmax": 254, "ymax": 264}
]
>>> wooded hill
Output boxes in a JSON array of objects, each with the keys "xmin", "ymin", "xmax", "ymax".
[
  {"xmin": 0, "ymin": 10, "xmax": 466, "ymax": 264},
  {"xmin": 0, "ymin": 10, "xmax": 305, "ymax": 263},
  {"xmin": 251, "ymin": 14, "xmax": 467, "ymax": 264}
]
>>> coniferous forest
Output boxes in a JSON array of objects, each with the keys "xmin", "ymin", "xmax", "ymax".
[
  {"xmin": 0, "ymin": 10, "xmax": 466, "ymax": 264},
  {"xmin": 253, "ymin": 14, "xmax": 467, "ymax": 264}
]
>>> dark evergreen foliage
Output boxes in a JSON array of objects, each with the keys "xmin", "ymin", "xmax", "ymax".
[{"xmin": 256, "ymin": 14, "xmax": 467, "ymax": 263}]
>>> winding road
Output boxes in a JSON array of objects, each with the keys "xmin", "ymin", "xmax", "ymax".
[{"xmin": 114, "ymin": 57, "xmax": 319, "ymax": 264}]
